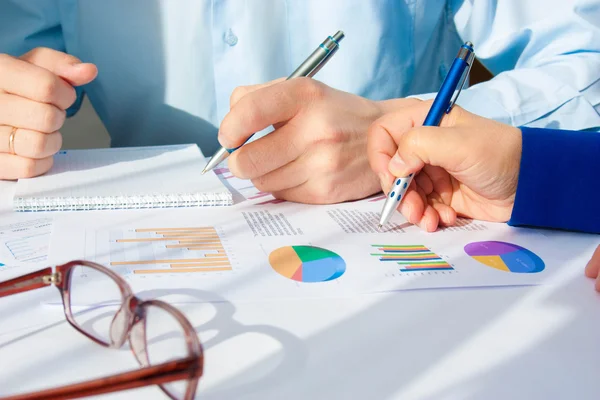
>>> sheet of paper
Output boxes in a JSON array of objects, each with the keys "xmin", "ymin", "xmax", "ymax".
[
  {"xmin": 0, "ymin": 217, "xmax": 53, "ymax": 280},
  {"xmin": 47, "ymin": 192, "xmax": 598, "ymax": 306}
]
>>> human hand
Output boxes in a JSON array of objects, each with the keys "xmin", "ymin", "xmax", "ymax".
[
  {"xmin": 584, "ymin": 245, "xmax": 600, "ymax": 292},
  {"xmin": 220, "ymin": 77, "xmax": 419, "ymax": 204},
  {"xmin": 0, "ymin": 47, "xmax": 97, "ymax": 180},
  {"xmin": 368, "ymin": 101, "xmax": 522, "ymax": 232}
]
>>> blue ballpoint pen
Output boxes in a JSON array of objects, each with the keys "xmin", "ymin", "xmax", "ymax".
[{"xmin": 377, "ymin": 41, "xmax": 475, "ymax": 230}]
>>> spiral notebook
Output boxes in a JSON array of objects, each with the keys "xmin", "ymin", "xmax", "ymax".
[{"xmin": 13, "ymin": 144, "xmax": 233, "ymax": 212}]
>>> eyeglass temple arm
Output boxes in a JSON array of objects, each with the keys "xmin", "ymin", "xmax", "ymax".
[
  {"xmin": 0, "ymin": 268, "xmax": 57, "ymax": 299},
  {"xmin": 0, "ymin": 357, "xmax": 203, "ymax": 400}
]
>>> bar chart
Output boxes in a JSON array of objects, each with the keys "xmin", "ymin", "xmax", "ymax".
[
  {"xmin": 370, "ymin": 244, "xmax": 454, "ymax": 272},
  {"xmin": 107, "ymin": 226, "xmax": 232, "ymax": 275}
]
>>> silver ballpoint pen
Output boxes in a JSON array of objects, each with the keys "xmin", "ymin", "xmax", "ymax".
[{"xmin": 201, "ymin": 30, "xmax": 345, "ymax": 174}]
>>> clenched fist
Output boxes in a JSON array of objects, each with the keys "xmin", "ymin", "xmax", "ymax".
[{"xmin": 0, "ymin": 47, "xmax": 97, "ymax": 180}]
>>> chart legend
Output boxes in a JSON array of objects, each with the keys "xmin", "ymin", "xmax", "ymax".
[
  {"xmin": 370, "ymin": 245, "xmax": 454, "ymax": 272},
  {"xmin": 269, "ymin": 246, "xmax": 346, "ymax": 282},
  {"xmin": 107, "ymin": 227, "xmax": 232, "ymax": 274}
]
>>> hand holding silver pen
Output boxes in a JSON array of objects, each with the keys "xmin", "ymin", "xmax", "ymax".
[{"xmin": 202, "ymin": 31, "xmax": 345, "ymax": 174}]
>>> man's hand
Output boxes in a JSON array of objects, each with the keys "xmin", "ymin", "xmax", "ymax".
[
  {"xmin": 0, "ymin": 47, "xmax": 97, "ymax": 180},
  {"xmin": 220, "ymin": 78, "xmax": 418, "ymax": 204}
]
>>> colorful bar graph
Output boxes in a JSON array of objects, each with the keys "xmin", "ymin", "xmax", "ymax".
[
  {"xmin": 371, "ymin": 245, "xmax": 454, "ymax": 272},
  {"xmin": 108, "ymin": 226, "xmax": 232, "ymax": 275}
]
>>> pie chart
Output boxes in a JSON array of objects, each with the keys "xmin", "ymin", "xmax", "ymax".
[
  {"xmin": 464, "ymin": 241, "xmax": 544, "ymax": 273},
  {"xmin": 269, "ymin": 246, "xmax": 346, "ymax": 282}
]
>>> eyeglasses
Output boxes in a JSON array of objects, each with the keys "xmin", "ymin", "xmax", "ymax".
[{"xmin": 0, "ymin": 260, "xmax": 203, "ymax": 400}]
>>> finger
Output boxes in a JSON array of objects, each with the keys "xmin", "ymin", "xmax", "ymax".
[
  {"xmin": 584, "ymin": 245, "xmax": 600, "ymax": 279},
  {"xmin": 0, "ymin": 54, "xmax": 76, "ymax": 110},
  {"xmin": 367, "ymin": 115, "xmax": 398, "ymax": 193},
  {"xmin": 0, "ymin": 153, "xmax": 53, "ymax": 180},
  {"xmin": 251, "ymin": 155, "xmax": 309, "ymax": 193},
  {"xmin": 0, "ymin": 126, "xmax": 62, "ymax": 159},
  {"xmin": 368, "ymin": 101, "xmax": 437, "ymax": 192},
  {"xmin": 397, "ymin": 181, "xmax": 425, "ymax": 225},
  {"xmin": 0, "ymin": 93, "xmax": 65, "ymax": 133},
  {"xmin": 230, "ymin": 77, "xmax": 287, "ymax": 109},
  {"xmin": 429, "ymin": 195, "xmax": 457, "ymax": 226},
  {"xmin": 413, "ymin": 184, "xmax": 438, "ymax": 231},
  {"xmin": 20, "ymin": 47, "xmax": 98, "ymax": 87},
  {"xmin": 219, "ymin": 77, "xmax": 324, "ymax": 149},
  {"xmin": 227, "ymin": 123, "xmax": 308, "ymax": 180},
  {"xmin": 415, "ymin": 170, "xmax": 434, "ymax": 195},
  {"xmin": 418, "ymin": 203, "xmax": 440, "ymax": 232},
  {"xmin": 422, "ymin": 165, "xmax": 454, "ymax": 205}
]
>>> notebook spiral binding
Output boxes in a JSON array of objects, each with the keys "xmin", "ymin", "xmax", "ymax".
[{"xmin": 14, "ymin": 192, "xmax": 233, "ymax": 212}]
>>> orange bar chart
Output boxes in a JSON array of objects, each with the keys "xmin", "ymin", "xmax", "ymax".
[{"xmin": 108, "ymin": 227, "xmax": 232, "ymax": 274}]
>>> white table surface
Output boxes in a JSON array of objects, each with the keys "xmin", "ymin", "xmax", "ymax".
[{"xmin": 0, "ymin": 180, "xmax": 598, "ymax": 400}]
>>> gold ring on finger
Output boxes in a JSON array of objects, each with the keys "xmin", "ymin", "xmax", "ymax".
[{"xmin": 8, "ymin": 126, "xmax": 18, "ymax": 155}]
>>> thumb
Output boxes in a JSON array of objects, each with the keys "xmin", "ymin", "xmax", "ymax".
[
  {"xmin": 388, "ymin": 126, "xmax": 466, "ymax": 178},
  {"xmin": 20, "ymin": 47, "xmax": 98, "ymax": 86}
]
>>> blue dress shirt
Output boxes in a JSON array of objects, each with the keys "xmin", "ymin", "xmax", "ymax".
[{"xmin": 1, "ymin": 0, "xmax": 599, "ymax": 155}]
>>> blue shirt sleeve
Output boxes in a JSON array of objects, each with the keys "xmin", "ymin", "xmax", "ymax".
[{"xmin": 508, "ymin": 127, "xmax": 600, "ymax": 234}]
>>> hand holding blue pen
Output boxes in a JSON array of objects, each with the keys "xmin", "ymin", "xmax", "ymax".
[{"xmin": 377, "ymin": 41, "xmax": 475, "ymax": 229}]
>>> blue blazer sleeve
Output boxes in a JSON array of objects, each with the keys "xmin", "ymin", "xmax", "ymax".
[{"xmin": 508, "ymin": 127, "xmax": 600, "ymax": 234}]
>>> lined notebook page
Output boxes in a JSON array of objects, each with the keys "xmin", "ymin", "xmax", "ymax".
[{"xmin": 14, "ymin": 144, "xmax": 232, "ymax": 211}]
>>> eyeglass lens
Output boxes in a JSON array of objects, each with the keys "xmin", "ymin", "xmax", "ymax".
[
  {"xmin": 69, "ymin": 264, "xmax": 125, "ymax": 345},
  {"xmin": 132, "ymin": 303, "xmax": 193, "ymax": 399}
]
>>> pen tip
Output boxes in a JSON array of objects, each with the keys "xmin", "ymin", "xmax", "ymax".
[
  {"xmin": 201, "ymin": 168, "xmax": 207, "ymax": 175},
  {"xmin": 377, "ymin": 224, "xmax": 383, "ymax": 231}
]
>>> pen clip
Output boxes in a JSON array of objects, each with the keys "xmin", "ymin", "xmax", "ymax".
[{"xmin": 446, "ymin": 54, "xmax": 474, "ymax": 113}]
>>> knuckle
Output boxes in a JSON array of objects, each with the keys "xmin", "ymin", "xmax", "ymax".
[
  {"xmin": 36, "ymin": 74, "xmax": 60, "ymax": 103},
  {"xmin": 238, "ymin": 151, "xmax": 260, "ymax": 179},
  {"xmin": 18, "ymin": 158, "xmax": 39, "ymax": 178},
  {"xmin": 23, "ymin": 46, "xmax": 51, "ymax": 62},
  {"xmin": 318, "ymin": 151, "xmax": 344, "ymax": 174},
  {"xmin": 0, "ymin": 53, "xmax": 12, "ymax": 68},
  {"xmin": 245, "ymin": 96, "xmax": 264, "ymax": 125},
  {"xmin": 310, "ymin": 181, "xmax": 338, "ymax": 204},
  {"xmin": 251, "ymin": 177, "xmax": 268, "ymax": 192},
  {"xmin": 297, "ymin": 78, "xmax": 326, "ymax": 101},
  {"xmin": 230, "ymin": 86, "xmax": 248, "ymax": 107},
  {"xmin": 40, "ymin": 106, "xmax": 65, "ymax": 132},
  {"xmin": 29, "ymin": 133, "xmax": 49, "ymax": 156},
  {"xmin": 324, "ymin": 127, "xmax": 346, "ymax": 144}
]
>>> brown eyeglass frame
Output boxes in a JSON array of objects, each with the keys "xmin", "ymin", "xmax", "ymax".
[{"xmin": 0, "ymin": 260, "xmax": 204, "ymax": 400}]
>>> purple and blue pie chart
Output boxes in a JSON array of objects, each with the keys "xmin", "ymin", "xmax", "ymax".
[{"xmin": 464, "ymin": 241, "xmax": 544, "ymax": 273}]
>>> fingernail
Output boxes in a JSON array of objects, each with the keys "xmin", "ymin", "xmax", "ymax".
[{"xmin": 388, "ymin": 154, "xmax": 406, "ymax": 176}]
